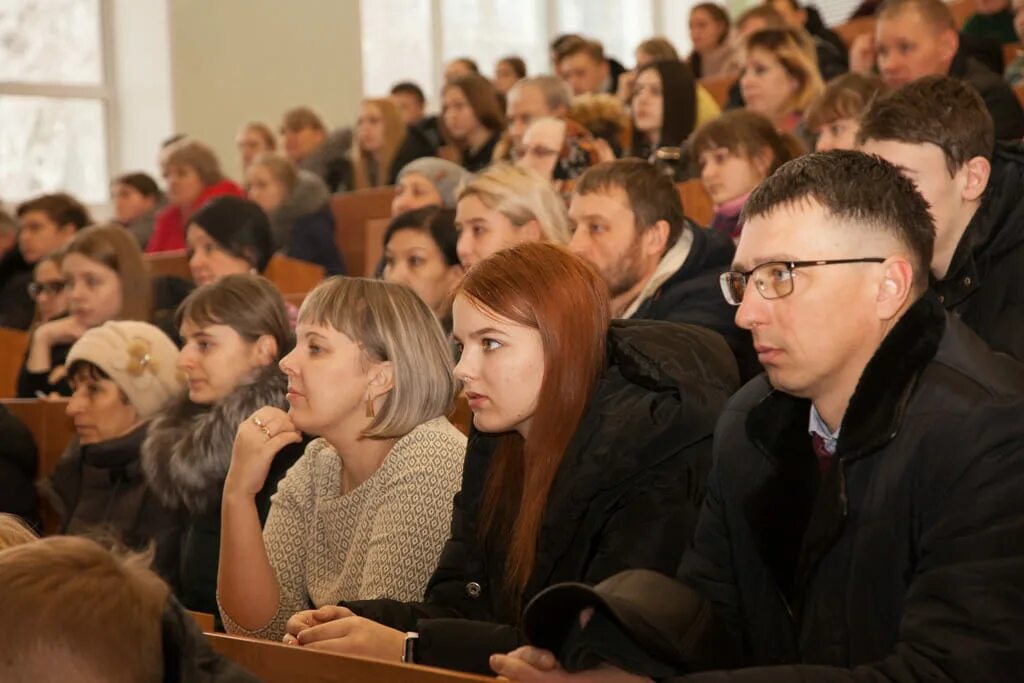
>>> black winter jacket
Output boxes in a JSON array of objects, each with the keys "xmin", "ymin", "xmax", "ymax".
[
  {"xmin": 951, "ymin": 54, "xmax": 1024, "ymax": 140},
  {"xmin": 0, "ymin": 405, "xmax": 40, "ymax": 528},
  {"xmin": 934, "ymin": 141, "xmax": 1024, "ymax": 362},
  {"xmin": 564, "ymin": 294, "xmax": 1024, "ymax": 680},
  {"xmin": 632, "ymin": 225, "xmax": 759, "ymax": 382},
  {"xmin": 0, "ymin": 248, "xmax": 34, "ymax": 331},
  {"xmin": 43, "ymin": 424, "xmax": 182, "ymax": 587},
  {"xmin": 343, "ymin": 319, "xmax": 740, "ymax": 675}
]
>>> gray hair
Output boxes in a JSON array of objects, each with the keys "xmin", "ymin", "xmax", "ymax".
[{"xmin": 509, "ymin": 75, "xmax": 573, "ymax": 113}]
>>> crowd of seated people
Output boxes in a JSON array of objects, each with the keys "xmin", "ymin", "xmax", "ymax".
[{"xmin": 3, "ymin": 0, "xmax": 1024, "ymax": 679}]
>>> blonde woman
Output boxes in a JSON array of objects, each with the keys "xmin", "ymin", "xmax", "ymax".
[
  {"xmin": 454, "ymin": 163, "xmax": 571, "ymax": 269},
  {"xmin": 739, "ymin": 27, "xmax": 824, "ymax": 140},
  {"xmin": 351, "ymin": 98, "xmax": 435, "ymax": 190},
  {"xmin": 217, "ymin": 277, "xmax": 466, "ymax": 642}
]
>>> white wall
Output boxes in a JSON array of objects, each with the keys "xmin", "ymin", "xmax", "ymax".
[{"xmin": 167, "ymin": 0, "xmax": 364, "ymax": 183}]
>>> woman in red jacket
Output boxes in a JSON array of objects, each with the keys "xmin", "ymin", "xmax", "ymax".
[{"xmin": 146, "ymin": 139, "xmax": 244, "ymax": 253}]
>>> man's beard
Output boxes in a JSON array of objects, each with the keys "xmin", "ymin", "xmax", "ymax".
[{"xmin": 602, "ymin": 236, "xmax": 646, "ymax": 299}]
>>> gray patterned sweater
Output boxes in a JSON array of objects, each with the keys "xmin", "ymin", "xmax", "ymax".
[{"xmin": 219, "ymin": 417, "xmax": 466, "ymax": 641}]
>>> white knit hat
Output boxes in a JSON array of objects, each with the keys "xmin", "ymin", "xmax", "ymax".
[{"xmin": 65, "ymin": 321, "xmax": 184, "ymax": 421}]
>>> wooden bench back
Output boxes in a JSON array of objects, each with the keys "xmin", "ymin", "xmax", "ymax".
[
  {"xmin": 677, "ymin": 179, "xmax": 715, "ymax": 228},
  {"xmin": 698, "ymin": 74, "xmax": 737, "ymax": 109},
  {"xmin": 331, "ymin": 188, "xmax": 397, "ymax": 278},
  {"xmin": 144, "ymin": 250, "xmax": 192, "ymax": 280},
  {"xmin": 264, "ymin": 253, "xmax": 326, "ymax": 298},
  {"xmin": 2, "ymin": 398, "xmax": 75, "ymax": 480},
  {"xmin": 205, "ymin": 633, "xmax": 492, "ymax": 683},
  {"xmin": 0, "ymin": 327, "xmax": 29, "ymax": 398}
]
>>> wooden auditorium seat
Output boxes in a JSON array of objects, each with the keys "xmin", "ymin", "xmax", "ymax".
[
  {"xmin": 144, "ymin": 250, "xmax": 191, "ymax": 280},
  {"xmin": 1, "ymin": 398, "xmax": 74, "ymax": 481},
  {"xmin": 188, "ymin": 610, "xmax": 216, "ymax": 633},
  {"xmin": 264, "ymin": 253, "xmax": 326, "ymax": 299},
  {"xmin": 699, "ymin": 74, "xmax": 737, "ymax": 109},
  {"xmin": 205, "ymin": 633, "xmax": 492, "ymax": 683},
  {"xmin": 0, "ymin": 327, "xmax": 29, "ymax": 398},
  {"xmin": 677, "ymin": 179, "xmax": 715, "ymax": 228},
  {"xmin": 331, "ymin": 187, "xmax": 397, "ymax": 278},
  {"xmin": 833, "ymin": 16, "xmax": 875, "ymax": 49}
]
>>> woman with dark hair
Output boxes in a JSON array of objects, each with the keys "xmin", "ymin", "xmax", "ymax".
[
  {"xmin": 628, "ymin": 60, "xmax": 698, "ymax": 178},
  {"xmin": 381, "ymin": 207, "xmax": 463, "ymax": 330},
  {"xmin": 688, "ymin": 3, "xmax": 742, "ymax": 79},
  {"xmin": 185, "ymin": 196, "xmax": 275, "ymax": 287},
  {"xmin": 441, "ymin": 74, "xmax": 506, "ymax": 172},
  {"xmin": 279, "ymin": 242, "xmax": 739, "ymax": 675},
  {"xmin": 142, "ymin": 273, "xmax": 304, "ymax": 616},
  {"xmin": 494, "ymin": 56, "xmax": 527, "ymax": 95}
]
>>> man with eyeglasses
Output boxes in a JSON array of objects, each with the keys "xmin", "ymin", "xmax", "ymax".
[{"xmin": 490, "ymin": 151, "xmax": 1024, "ymax": 682}]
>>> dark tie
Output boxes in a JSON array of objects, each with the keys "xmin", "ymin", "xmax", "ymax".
[{"xmin": 811, "ymin": 433, "xmax": 832, "ymax": 475}]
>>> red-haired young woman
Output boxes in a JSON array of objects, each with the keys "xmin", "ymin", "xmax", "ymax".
[{"xmin": 279, "ymin": 242, "xmax": 739, "ymax": 674}]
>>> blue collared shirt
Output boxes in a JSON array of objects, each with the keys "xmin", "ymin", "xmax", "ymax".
[{"xmin": 809, "ymin": 404, "xmax": 840, "ymax": 456}]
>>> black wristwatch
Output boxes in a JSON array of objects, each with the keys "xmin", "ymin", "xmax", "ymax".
[{"xmin": 402, "ymin": 631, "xmax": 419, "ymax": 663}]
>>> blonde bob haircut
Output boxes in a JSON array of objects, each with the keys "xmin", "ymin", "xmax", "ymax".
[
  {"xmin": 298, "ymin": 277, "xmax": 458, "ymax": 439},
  {"xmin": 745, "ymin": 27, "xmax": 824, "ymax": 117},
  {"xmin": 456, "ymin": 163, "xmax": 571, "ymax": 244}
]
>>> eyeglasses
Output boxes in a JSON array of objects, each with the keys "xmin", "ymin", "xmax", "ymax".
[
  {"xmin": 719, "ymin": 258, "xmax": 886, "ymax": 306},
  {"xmin": 28, "ymin": 280, "xmax": 67, "ymax": 298}
]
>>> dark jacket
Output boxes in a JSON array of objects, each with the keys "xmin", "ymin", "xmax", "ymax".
[
  {"xmin": 388, "ymin": 124, "xmax": 439, "ymax": 183},
  {"xmin": 162, "ymin": 596, "xmax": 261, "ymax": 682},
  {"xmin": 0, "ymin": 248, "xmax": 35, "ymax": 331},
  {"xmin": 42, "ymin": 424, "xmax": 182, "ymax": 587},
  {"xmin": 298, "ymin": 127, "xmax": 353, "ymax": 193},
  {"xmin": 16, "ymin": 337, "xmax": 72, "ymax": 398},
  {"xmin": 142, "ymin": 366, "xmax": 304, "ymax": 616},
  {"xmin": 461, "ymin": 132, "xmax": 501, "ymax": 173},
  {"xmin": 933, "ymin": 141, "xmax": 1024, "ymax": 362},
  {"xmin": 343, "ymin": 319, "xmax": 740, "ymax": 675},
  {"xmin": 951, "ymin": 53, "xmax": 1024, "ymax": 140},
  {"xmin": 565, "ymin": 294, "xmax": 1024, "ymax": 680},
  {"xmin": 269, "ymin": 170, "xmax": 346, "ymax": 276},
  {"xmin": 0, "ymin": 405, "xmax": 40, "ymax": 528},
  {"xmin": 632, "ymin": 226, "xmax": 759, "ymax": 382},
  {"xmin": 804, "ymin": 7, "xmax": 849, "ymax": 69}
]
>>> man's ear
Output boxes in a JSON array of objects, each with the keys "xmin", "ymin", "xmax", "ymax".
[
  {"xmin": 255, "ymin": 334, "xmax": 279, "ymax": 366},
  {"xmin": 641, "ymin": 220, "xmax": 671, "ymax": 260},
  {"xmin": 960, "ymin": 156, "xmax": 991, "ymax": 203},
  {"xmin": 937, "ymin": 29, "xmax": 959, "ymax": 68},
  {"xmin": 876, "ymin": 257, "xmax": 915, "ymax": 320}
]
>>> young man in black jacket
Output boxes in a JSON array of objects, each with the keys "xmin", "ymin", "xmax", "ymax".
[
  {"xmin": 493, "ymin": 151, "xmax": 1024, "ymax": 681},
  {"xmin": 860, "ymin": 75, "xmax": 1024, "ymax": 361},
  {"xmin": 567, "ymin": 160, "xmax": 759, "ymax": 381}
]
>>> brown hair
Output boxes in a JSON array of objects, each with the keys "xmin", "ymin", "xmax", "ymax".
[
  {"xmin": 736, "ymin": 5, "xmax": 787, "ymax": 31},
  {"xmin": 745, "ymin": 28, "xmax": 824, "ymax": 116},
  {"xmin": 743, "ymin": 150, "xmax": 935, "ymax": 290},
  {"xmin": 636, "ymin": 37, "xmax": 680, "ymax": 62},
  {"xmin": 298, "ymin": 277, "xmax": 458, "ymax": 438},
  {"xmin": 0, "ymin": 536, "xmax": 168, "ymax": 683},
  {"xmin": 691, "ymin": 109, "xmax": 803, "ymax": 172},
  {"xmin": 176, "ymin": 273, "xmax": 292, "ymax": 361},
  {"xmin": 498, "ymin": 55, "xmax": 528, "ymax": 80},
  {"xmin": 113, "ymin": 172, "xmax": 163, "ymax": 201},
  {"xmin": 456, "ymin": 242, "xmax": 610, "ymax": 612},
  {"xmin": 16, "ymin": 193, "xmax": 92, "ymax": 229},
  {"xmin": 243, "ymin": 121, "xmax": 277, "ymax": 150},
  {"xmin": 574, "ymin": 159, "xmax": 686, "ymax": 252},
  {"xmin": 65, "ymin": 224, "xmax": 153, "ymax": 322},
  {"xmin": 692, "ymin": 3, "xmax": 732, "ymax": 44},
  {"xmin": 352, "ymin": 98, "xmax": 408, "ymax": 190},
  {"xmin": 856, "ymin": 75, "xmax": 994, "ymax": 175},
  {"xmin": 0, "ymin": 513, "xmax": 37, "ymax": 551},
  {"xmin": 878, "ymin": 0, "xmax": 956, "ymax": 31},
  {"xmin": 162, "ymin": 139, "xmax": 224, "ymax": 186},
  {"xmin": 443, "ymin": 73, "xmax": 506, "ymax": 143},
  {"xmin": 250, "ymin": 151, "xmax": 299, "ymax": 193},
  {"xmin": 805, "ymin": 72, "xmax": 888, "ymax": 132},
  {"xmin": 281, "ymin": 106, "xmax": 327, "ymax": 134},
  {"xmin": 556, "ymin": 37, "xmax": 605, "ymax": 64}
]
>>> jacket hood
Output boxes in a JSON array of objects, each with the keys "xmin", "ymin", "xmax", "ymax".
[
  {"xmin": 141, "ymin": 364, "xmax": 288, "ymax": 514},
  {"xmin": 269, "ymin": 170, "xmax": 330, "ymax": 250}
]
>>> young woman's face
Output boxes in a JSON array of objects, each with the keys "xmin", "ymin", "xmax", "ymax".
[
  {"xmin": 186, "ymin": 224, "xmax": 252, "ymax": 287},
  {"xmin": 163, "ymin": 164, "xmax": 205, "ymax": 208},
  {"xmin": 176, "ymin": 320, "xmax": 270, "ymax": 405},
  {"xmin": 455, "ymin": 195, "xmax": 532, "ymax": 270},
  {"xmin": 237, "ymin": 126, "xmax": 273, "ymax": 169},
  {"xmin": 279, "ymin": 322, "xmax": 387, "ymax": 437},
  {"xmin": 357, "ymin": 101, "xmax": 387, "ymax": 154},
  {"xmin": 632, "ymin": 68, "xmax": 664, "ymax": 136},
  {"xmin": 740, "ymin": 48, "xmax": 799, "ymax": 120},
  {"xmin": 452, "ymin": 294, "xmax": 545, "ymax": 438},
  {"xmin": 246, "ymin": 164, "xmax": 288, "ymax": 214},
  {"xmin": 699, "ymin": 146, "xmax": 770, "ymax": 205},
  {"xmin": 494, "ymin": 60, "xmax": 521, "ymax": 95},
  {"xmin": 690, "ymin": 7, "xmax": 726, "ymax": 53},
  {"xmin": 442, "ymin": 87, "xmax": 483, "ymax": 142},
  {"xmin": 391, "ymin": 173, "xmax": 444, "ymax": 215},
  {"xmin": 111, "ymin": 183, "xmax": 156, "ymax": 224},
  {"xmin": 814, "ymin": 117, "xmax": 861, "ymax": 152},
  {"xmin": 383, "ymin": 228, "xmax": 463, "ymax": 316},
  {"xmin": 63, "ymin": 253, "xmax": 122, "ymax": 329},
  {"xmin": 66, "ymin": 371, "xmax": 141, "ymax": 445},
  {"xmin": 31, "ymin": 259, "xmax": 68, "ymax": 323}
]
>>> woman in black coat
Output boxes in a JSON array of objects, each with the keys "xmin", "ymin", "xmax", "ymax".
[{"xmin": 280, "ymin": 242, "xmax": 739, "ymax": 674}]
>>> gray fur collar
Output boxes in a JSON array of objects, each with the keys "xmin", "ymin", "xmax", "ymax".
[{"xmin": 141, "ymin": 365, "xmax": 288, "ymax": 514}]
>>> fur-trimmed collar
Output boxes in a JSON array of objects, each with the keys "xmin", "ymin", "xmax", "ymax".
[
  {"xmin": 743, "ymin": 293, "xmax": 946, "ymax": 612},
  {"xmin": 141, "ymin": 365, "xmax": 288, "ymax": 514}
]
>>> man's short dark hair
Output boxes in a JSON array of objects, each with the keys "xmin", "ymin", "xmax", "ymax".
[
  {"xmin": 390, "ymin": 81, "xmax": 426, "ymax": 106},
  {"xmin": 742, "ymin": 151, "xmax": 935, "ymax": 289},
  {"xmin": 16, "ymin": 193, "xmax": 92, "ymax": 230},
  {"xmin": 114, "ymin": 172, "xmax": 162, "ymax": 200},
  {"xmin": 556, "ymin": 37, "xmax": 605, "ymax": 64},
  {"xmin": 857, "ymin": 76, "xmax": 994, "ymax": 175},
  {"xmin": 574, "ymin": 159, "xmax": 685, "ymax": 252},
  {"xmin": 878, "ymin": 0, "xmax": 956, "ymax": 31}
]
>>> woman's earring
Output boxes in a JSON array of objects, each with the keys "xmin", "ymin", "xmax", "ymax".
[{"xmin": 365, "ymin": 395, "xmax": 376, "ymax": 418}]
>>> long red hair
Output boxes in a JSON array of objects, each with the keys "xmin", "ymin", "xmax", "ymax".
[{"xmin": 454, "ymin": 242, "xmax": 611, "ymax": 612}]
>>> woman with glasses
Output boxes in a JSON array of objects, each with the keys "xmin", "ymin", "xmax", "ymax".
[{"xmin": 28, "ymin": 252, "xmax": 68, "ymax": 324}]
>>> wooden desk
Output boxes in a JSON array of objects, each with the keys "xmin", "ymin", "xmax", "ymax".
[{"xmin": 206, "ymin": 632, "xmax": 492, "ymax": 683}]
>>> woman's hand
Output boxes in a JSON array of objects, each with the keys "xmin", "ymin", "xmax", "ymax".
[
  {"xmin": 224, "ymin": 406, "xmax": 302, "ymax": 499},
  {"xmin": 26, "ymin": 317, "xmax": 91, "ymax": 373},
  {"xmin": 283, "ymin": 606, "xmax": 405, "ymax": 661},
  {"xmin": 491, "ymin": 648, "xmax": 651, "ymax": 683}
]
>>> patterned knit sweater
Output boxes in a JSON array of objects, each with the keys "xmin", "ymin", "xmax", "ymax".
[{"xmin": 219, "ymin": 417, "xmax": 466, "ymax": 640}]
